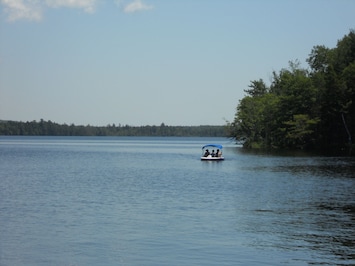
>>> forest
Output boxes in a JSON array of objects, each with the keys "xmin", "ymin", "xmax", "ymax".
[
  {"xmin": 228, "ymin": 30, "xmax": 355, "ymax": 155},
  {"xmin": 0, "ymin": 119, "xmax": 226, "ymax": 137}
]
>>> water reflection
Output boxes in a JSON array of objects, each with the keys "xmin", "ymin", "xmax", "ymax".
[
  {"xmin": 229, "ymin": 146, "xmax": 355, "ymax": 178},
  {"xmin": 273, "ymin": 162, "xmax": 355, "ymax": 178},
  {"xmin": 297, "ymin": 201, "xmax": 355, "ymax": 262},
  {"xmin": 242, "ymin": 201, "xmax": 355, "ymax": 264},
  {"xmin": 228, "ymin": 146, "xmax": 355, "ymax": 264}
]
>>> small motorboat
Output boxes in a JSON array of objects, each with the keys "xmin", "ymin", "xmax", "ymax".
[{"xmin": 201, "ymin": 144, "xmax": 224, "ymax": 161}]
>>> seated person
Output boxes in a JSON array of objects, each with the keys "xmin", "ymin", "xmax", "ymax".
[
  {"xmin": 211, "ymin": 150, "xmax": 215, "ymax": 157},
  {"xmin": 203, "ymin": 149, "xmax": 210, "ymax": 157},
  {"xmin": 216, "ymin": 149, "xmax": 222, "ymax": 157}
]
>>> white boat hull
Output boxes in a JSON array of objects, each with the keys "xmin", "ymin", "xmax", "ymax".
[{"xmin": 201, "ymin": 155, "xmax": 224, "ymax": 161}]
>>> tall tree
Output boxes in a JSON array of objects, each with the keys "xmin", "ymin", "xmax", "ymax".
[{"xmin": 230, "ymin": 31, "xmax": 355, "ymax": 153}]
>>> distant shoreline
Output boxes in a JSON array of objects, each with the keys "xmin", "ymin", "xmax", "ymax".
[{"xmin": 0, "ymin": 119, "xmax": 227, "ymax": 137}]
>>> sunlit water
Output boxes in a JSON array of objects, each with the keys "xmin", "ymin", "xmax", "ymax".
[{"xmin": 0, "ymin": 136, "xmax": 354, "ymax": 265}]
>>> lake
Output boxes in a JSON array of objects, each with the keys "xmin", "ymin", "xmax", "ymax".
[{"xmin": 0, "ymin": 136, "xmax": 354, "ymax": 265}]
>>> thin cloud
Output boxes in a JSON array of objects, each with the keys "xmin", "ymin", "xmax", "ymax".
[
  {"xmin": 123, "ymin": 0, "xmax": 153, "ymax": 13},
  {"xmin": 1, "ymin": 0, "xmax": 42, "ymax": 22},
  {"xmin": 45, "ymin": 0, "xmax": 97, "ymax": 13},
  {"xmin": 0, "ymin": 0, "xmax": 98, "ymax": 21},
  {"xmin": 0, "ymin": 0, "xmax": 153, "ymax": 22}
]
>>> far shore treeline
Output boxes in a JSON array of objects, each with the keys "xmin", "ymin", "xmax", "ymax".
[
  {"xmin": 0, "ymin": 119, "xmax": 226, "ymax": 137},
  {"xmin": 228, "ymin": 30, "xmax": 355, "ymax": 155}
]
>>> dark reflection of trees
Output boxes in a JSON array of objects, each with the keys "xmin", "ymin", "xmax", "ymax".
[
  {"xmin": 243, "ymin": 201, "xmax": 355, "ymax": 264},
  {"xmin": 232, "ymin": 146, "xmax": 355, "ymax": 178},
  {"xmin": 232, "ymin": 150, "xmax": 355, "ymax": 264},
  {"xmin": 301, "ymin": 202, "xmax": 355, "ymax": 262},
  {"xmin": 278, "ymin": 172, "xmax": 354, "ymax": 262},
  {"xmin": 273, "ymin": 163, "xmax": 355, "ymax": 179}
]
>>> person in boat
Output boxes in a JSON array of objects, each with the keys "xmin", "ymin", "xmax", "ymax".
[
  {"xmin": 211, "ymin": 150, "xmax": 215, "ymax": 157},
  {"xmin": 216, "ymin": 149, "xmax": 222, "ymax": 157},
  {"xmin": 203, "ymin": 149, "xmax": 210, "ymax": 157}
]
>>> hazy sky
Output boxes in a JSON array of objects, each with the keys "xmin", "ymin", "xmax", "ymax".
[{"xmin": 0, "ymin": 0, "xmax": 354, "ymax": 126}]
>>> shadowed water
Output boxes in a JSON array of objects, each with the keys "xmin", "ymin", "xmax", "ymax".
[{"xmin": 0, "ymin": 136, "xmax": 354, "ymax": 265}]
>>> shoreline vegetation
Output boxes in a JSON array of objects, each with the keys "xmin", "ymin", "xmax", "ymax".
[
  {"xmin": 228, "ymin": 30, "xmax": 355, "ymax": 156},
  {"xmin": 0, "ymin": 119, "xmax": 226, "ymax": 137}
]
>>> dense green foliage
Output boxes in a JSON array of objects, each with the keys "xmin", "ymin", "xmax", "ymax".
[
  {"xmin": 0, "ymin": 119, "xmax": 226, "ymax": 137},
  {"xmin": 229, "ymin": 30, "xmax": 355, "ymax": 154}
]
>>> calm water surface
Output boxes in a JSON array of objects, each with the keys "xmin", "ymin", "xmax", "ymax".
[{"xmin": 0, "ymin": 136, "xmax": 354, "ymax": 265}]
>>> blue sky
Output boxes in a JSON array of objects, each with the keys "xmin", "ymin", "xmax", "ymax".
[{"xmin": 0, "ymin": 0, "xmax": 354, "ymax": 126}]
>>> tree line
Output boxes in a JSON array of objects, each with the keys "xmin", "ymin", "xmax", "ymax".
[
  {"xmin": 228, "ymin": 30, "xmax": 355, "ymax": 154},
  {"xmin": 0, "ymin": 119, "xmax": 226, "ymax": 137}
]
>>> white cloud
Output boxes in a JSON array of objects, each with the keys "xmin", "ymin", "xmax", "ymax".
[
  {"xmin": 0, "ymin": 0, "xmax": 98, "ymax": 21},
  {"xmin": 0, "ymin": 0, "xmax": 152, "ymax": 22},
  {"xmin": 1, "ymin": 0, "xmax": 42, "ymax": 21},
  {"xmin": 123, "ymin": 0, "xmax": 153, "ymax": 13},
  {"xmin": 45, "ymin": 0, "xmax": 97, "ymax": 13}
]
